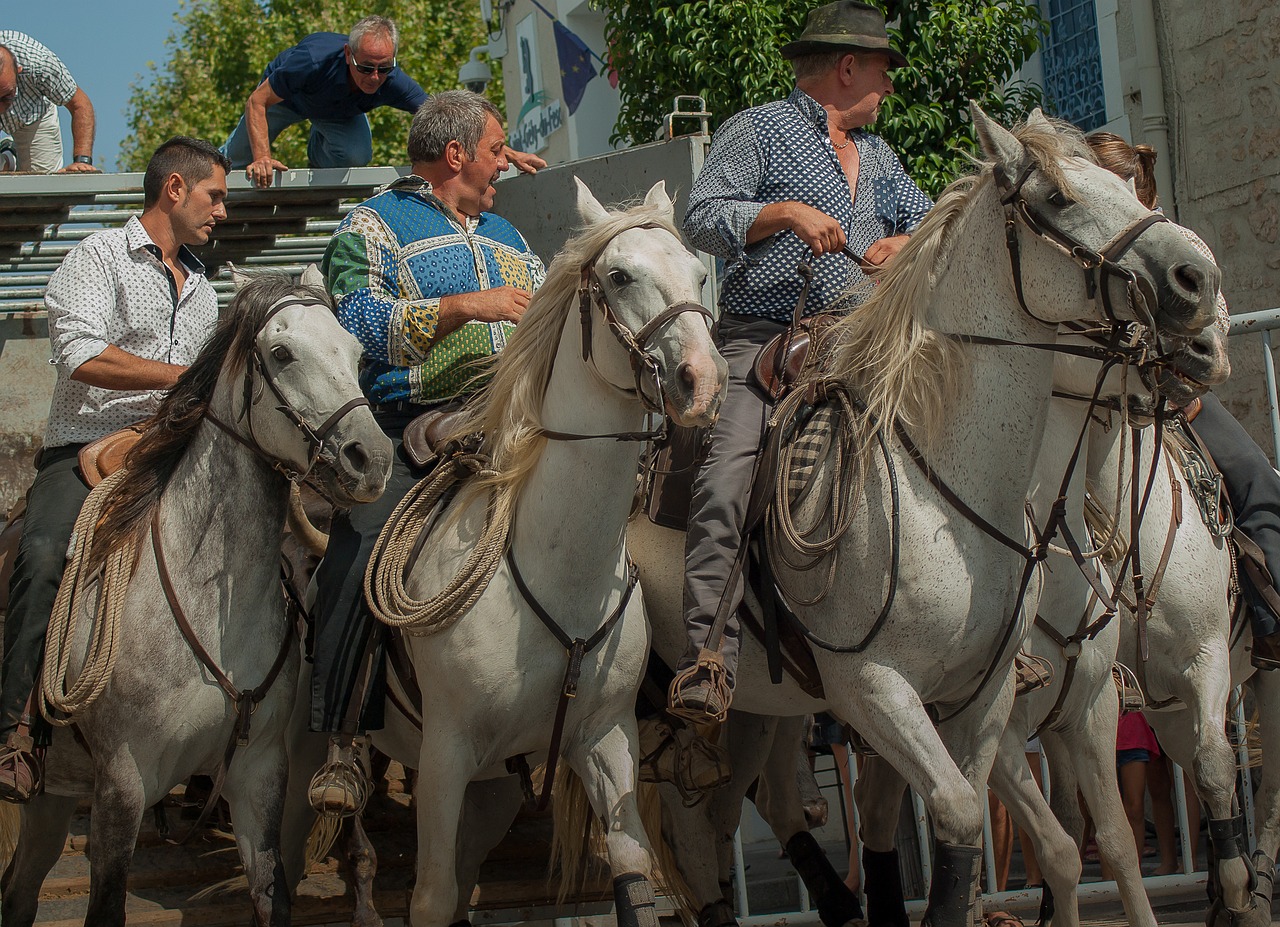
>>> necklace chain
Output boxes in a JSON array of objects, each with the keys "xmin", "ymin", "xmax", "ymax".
[{"xmin": 831, "ymin": 131, "xmax": 852, "ymax": 151}]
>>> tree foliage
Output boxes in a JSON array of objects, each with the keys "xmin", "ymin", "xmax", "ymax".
[
  {"xmin": 592, "ymin": 0, "xmax": 1045, "ymax": 196},
  {"xmin": 121, "ymin": 0, "xmax": 502, "ymax": 171}
]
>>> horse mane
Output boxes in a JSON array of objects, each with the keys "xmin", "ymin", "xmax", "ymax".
[
  {"xmin": 453, "ymin": 199, "xmax": 681, "ymax": 504},
  {"xmin": 825, "ymin": 113, "xmax": 1094, "ymax": 450},
  {"xmin": 89, "ymin": 275, "xmax": 331, "ymax": 567}
]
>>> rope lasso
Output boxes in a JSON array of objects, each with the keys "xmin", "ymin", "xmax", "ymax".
[
  {"xmin": 363, "ymin": 449, "xmax": 513, "ymax": 635},
  {"xmin": 40, "ymin": 468, "xmax": 137, "ymax": 724}
]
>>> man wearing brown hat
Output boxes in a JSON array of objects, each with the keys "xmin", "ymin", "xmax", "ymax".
[{"xmin": 668, "ymin": 1, "xmax": 931, "ymax": 724}]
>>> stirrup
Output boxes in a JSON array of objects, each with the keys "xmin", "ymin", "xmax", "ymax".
[
  {"xmin": 667, "ymin": 649, "xmax": 733, "ymax": 725},
  {"xmin": 1112, "ymin": 662, "xmax": 1145, "ymax": 711},
  {"xmin": 1013, "ymin": 653, "xmax": 1053, "ymax": 697},
  {"xmin": 0, "ymin": 731, "xmax": 43, "ymax": 804},
  {"xmin": 308, "ymin": 736, "xmax": 371, "ymax": 819}
]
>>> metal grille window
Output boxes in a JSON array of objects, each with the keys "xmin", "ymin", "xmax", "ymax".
[{"xmin": 1040, "ymin": 0, "xmax": 1108, "ymax": 130}]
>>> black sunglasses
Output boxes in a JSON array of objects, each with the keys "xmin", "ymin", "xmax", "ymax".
[{"xmin": 350, "ymin": 54, "xmax": 396, "ymax": 76}]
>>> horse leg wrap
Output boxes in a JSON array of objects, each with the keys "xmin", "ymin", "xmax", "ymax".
[
  {"xmin": 785, "ymin": 831, "xmax": 866, "ymax": 927},
  {"xmin": 861, "ymin": 847, "xmax": 910, "ymax": 927},
  {"xmin": 921, "ymin": 843, "xmax": 982, "ymax": 927},
  {"xmin": 1252, "ymin": 851, "xmax": 1275, "ymax": 906},
  {"xmin": 614, "ymin": 872, "xmax": 659, "ymax": 927},
  {"xmin": 1208, "ymin": 815, "xmax": 1245, "ymax": 861},
  {"xmin": 698, "ymin": 898, "xmax": 739, "ymax": 927}
]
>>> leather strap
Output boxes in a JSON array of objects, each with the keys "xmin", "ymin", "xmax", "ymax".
[{"xmin": 505, "ymin": 547, "xmax": 638, "ymax": 811}]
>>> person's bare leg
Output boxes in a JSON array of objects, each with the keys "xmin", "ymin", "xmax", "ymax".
[
  {"xmin": 833, "ymin": 745, "xmax": 861, "ymax": 892},
  {"xmin": 1115, "ymin": 759, "xmax": 1149, "ymax": 879},
  {"xmin": 989, "ymin": 790, "xmax": 1014, "ymax": 891}
]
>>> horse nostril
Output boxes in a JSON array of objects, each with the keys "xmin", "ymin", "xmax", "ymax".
[
  {"xmin": 678, "ymin": 361, "xmax": 696, "ymax": 391},
  {"xmin": 342, "ymin": 440, "xmax": 369, "ymax": 474},
  {"xmin": 1172, "ymin": 262, "xmax": 1205, "ymax": 298}
]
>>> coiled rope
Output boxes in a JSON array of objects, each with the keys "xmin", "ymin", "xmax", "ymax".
[
  {"xmin": 364, "ymin": 450, "xmax": 513, "ymax": 635},
  {"xmin": 40, "ymin": 468, "xmax": 137, "ymax": 724}
]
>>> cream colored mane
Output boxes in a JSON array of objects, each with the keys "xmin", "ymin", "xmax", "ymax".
[
  {"xmin": 826, "ymin": 114, "xmax": 1093, "ymax": 451},
  {"xmin": 453, "ymin": 201, "xmax": 681, "ymax": 505}
]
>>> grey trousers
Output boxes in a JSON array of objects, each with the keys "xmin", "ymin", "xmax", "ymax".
[
  {"xmin": 1192, "ymin": 393, "xmax": 1280, "ymax": 637},
  {"xmin": 2, "ymin": 445, "xmax": 89, "ymax": 739},
  {"xmin": 309, "ymin": 410, "xmax": 424, "ymax": 733},
  {"xmin": 681, "ymin": 315, "xmax": 786, "ymax": 682}
]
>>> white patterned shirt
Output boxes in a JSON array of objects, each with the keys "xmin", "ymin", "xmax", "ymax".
[
  {"xmin": 0, "ymin": 31, "xmax": 78, "ymax": 133},
  {"xmin": 685, "ymin": 88, "xmax": 932, "ymax": 322},
  {"xmin": 43, "ymin": 217, "xmax": 219, "ymax": 448}
]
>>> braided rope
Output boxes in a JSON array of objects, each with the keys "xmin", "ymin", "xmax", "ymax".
[
  {"xmin": 40, "ymin": 468, "xmax": 137, "ymax": 724},
  {"xmin": 363, "ymin": 451, "xmax": 514, "ymax": 636}
]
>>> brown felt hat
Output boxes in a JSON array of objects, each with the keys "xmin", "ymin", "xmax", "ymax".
[{"xmin": 780, "ymin": 1, "xmax": 906, "ymax": 69}]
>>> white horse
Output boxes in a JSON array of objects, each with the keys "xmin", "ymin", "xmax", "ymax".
[
  {"xmin": 0, "ymin": 273, "xmax": 392, "ymax": 926},
  {"xmin": 348, "ymin": 179, "xmax": 727, "ymax": 927},
  {"xmin": 626, "ymin": 106, "xmax": 1221, "ymax": 927}
]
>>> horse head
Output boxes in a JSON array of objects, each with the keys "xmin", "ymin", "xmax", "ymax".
[
  {"xmin": 573, "ymin": 178, "xmax": 728, "ymax": 427},
  {"xmin": 971, "ymin": 105, "xmax": 1220, "ymax": 336},
  {"xmin": 219, "ymin": 274, "xmax": 392, "ymax": 505}
]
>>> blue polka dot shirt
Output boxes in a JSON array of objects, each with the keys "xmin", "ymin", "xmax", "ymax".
[{"xmin": 684, "ymin": 88, "xmax": 932, "ymax": 323}]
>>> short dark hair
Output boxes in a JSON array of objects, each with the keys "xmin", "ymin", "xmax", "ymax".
[
  {"xmin": 142, "ymin": 137, "xmax": 231, "ymax": 208},
  {"xmin": 407, "ymin": 90, "xmax": 502, "ymax": 163}
]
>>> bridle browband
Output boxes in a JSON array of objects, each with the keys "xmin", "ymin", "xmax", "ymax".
[
  {"xmin": 536, "ymin": 223, "xmax": 715, "ymax": 444},
  {"xmin": 992, "ymin": 161, "xmax": 1170, "ymax": 330},
  {"xmin": 205, "ymin": 296, "xmax": 370, "ymax": 482}
]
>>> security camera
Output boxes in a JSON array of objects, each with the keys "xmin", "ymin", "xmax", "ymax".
[{"xmin": 459, "ymin": 48, "xmax": 492, "ymax": 94}]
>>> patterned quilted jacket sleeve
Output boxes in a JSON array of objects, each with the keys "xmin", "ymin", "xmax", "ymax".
[{"xmin": 322, "ymin": 206, "xmax": 441, "ymax": 367}]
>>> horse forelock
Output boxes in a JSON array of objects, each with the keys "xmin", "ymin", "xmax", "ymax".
[
  {"xmin": 89, "ymin": 275, "xmax": 330, "ymax": 566},
  {"xmin": 456, "ymin": 202, "xmax": 681, "ymax": 505}
]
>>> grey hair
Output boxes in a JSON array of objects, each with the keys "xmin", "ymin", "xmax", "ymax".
[
  {"xmin": 0, "ymin": 44, "xmax": 14, "ymax": 75},
  {"xmin": 408, "ymin": 90, "xmax": 503, "ymax": 162},
  {"xmin": 788, "ymin": 49, "xmax": 849, "ymax": 81},
  {"xmin": 350, "ymin": 15, "xmax": 399, "ymax": 54}
]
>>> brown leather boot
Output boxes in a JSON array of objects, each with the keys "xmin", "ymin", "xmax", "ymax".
[
  {"xmin": 1252, "ymin": 630, "xmax": 1280, "ymax": 671},
  {"xmin": 668, "ymin": 650, "xmax": 733, "ymax": 725},
  {"xmin": 0, "ymin": 732, "xmax": 42, "ymax": 804}
]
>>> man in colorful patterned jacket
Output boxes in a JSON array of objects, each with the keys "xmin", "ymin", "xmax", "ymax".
[{"xmin": 309, "ymin": 90, "xmax": 544, "ymax": 814}]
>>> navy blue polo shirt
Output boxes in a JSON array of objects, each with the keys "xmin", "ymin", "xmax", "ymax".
[{"xmin": 263, "ymin": 32, "xmax": 427, "ymax": 120}]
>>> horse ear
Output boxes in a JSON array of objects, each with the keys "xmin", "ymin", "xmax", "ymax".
[
  {"xmin": 643, "ymin": 180, "xmax": 673, "ymax": 217},
  {"xmin": 971, "ymin": 102, "xmax": 1025, "ymax": 170},
  {"xmin": 299, "ymin": 263, "xmax": 326, "ymax": 288},
  {"xmin": 1025, "ymin": 107, "xmax": 1053, "ymax": 130},
  {"xmin": 227, "ymin": 262, "xmax": 252, "ymax": 288},
  {"xmin": 574, "ymin": 176, "xmax": 611, "ymax": 225}
]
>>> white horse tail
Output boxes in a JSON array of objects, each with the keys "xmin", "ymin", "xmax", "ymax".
[
  {"xmin": 0, "ymin": 801, "xmax": 17, "ymax": 873},
  {"xmin": 549, "ymin": 767, "xmax": 695, "ymax": 917}
]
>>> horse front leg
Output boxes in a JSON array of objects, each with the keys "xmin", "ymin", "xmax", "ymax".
[
  {"xmin": 1237, "ymin": 669, "xmax": 1280, "ymax": 927},
  {"xmin": 571, "ymin": 718, "xmax": 660, "ymax": 927},
  {"xmin": 752, "ymin": 714, "xmax": 865, "ymax": 927},
  {"xmin": 225, "ymin": 740, "xmax": 293, "ymax": 927},
  {"xmin": 1059, "ymin": 684, "xmax": 1157, "ymax": 927},
  {"xmin": 0, "ymin": 793, "xmax": 78, "ymax": 927},
  {"xmin": 838, "ymin": 665, "xmax": 992, "ymax": 927},
  {"xmin": 451, "ymin": 776, "xmax": 526, "ymax": 925},
  {"xmin": 85, "ymin": 751, "xmax": 150, "ymax": 927},
  {"xmin": 409, "ymin": 734, "xmax": 472, "ymax": 927},
  {"xmin": 1147, "ymin": 652, "xmax": 1252, "ymax": 922}
]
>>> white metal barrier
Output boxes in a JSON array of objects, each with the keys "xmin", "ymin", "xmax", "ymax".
[{"xmin": 727, "ymin": 307, "xmax": 1280, "ymax": 918}]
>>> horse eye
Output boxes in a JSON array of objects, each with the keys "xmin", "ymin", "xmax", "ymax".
[
  {"xmin": 608, "ymin": 269, "xmax": 632, "ymax": 286},
  {"xmin": 1047, "ymin": 190, "xmax": 1071, "ymax": 208},
  {"xmin": 271, "ymin": 345, "xmax": 293, "ymax": 363}
]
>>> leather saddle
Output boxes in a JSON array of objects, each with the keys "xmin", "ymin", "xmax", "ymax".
[
  {"xmin": 401, "ymin": 406, "xmax": 473, "ymax": 470},
  {"xmin": 79, "ymin": 423, "xmax": 148, "ymax": 488}
]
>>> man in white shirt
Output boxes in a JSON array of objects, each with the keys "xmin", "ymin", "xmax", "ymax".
[{"xmin": 0, "ymin": 136, "xmax": 229, "ymax": 802}]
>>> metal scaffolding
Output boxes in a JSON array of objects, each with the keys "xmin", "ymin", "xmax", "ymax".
[{"xmin": 0, "ymin": 165, "xmax": 410, "ymax": 313}]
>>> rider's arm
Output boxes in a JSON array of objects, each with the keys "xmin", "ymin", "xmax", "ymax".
[{"xmin": 682, "ymin": 111, "xmax": 769, "ymax": 261}]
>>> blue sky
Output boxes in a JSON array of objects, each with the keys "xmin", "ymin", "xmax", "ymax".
[{"xmin": 6, "ymin": 1, "xmax": 184, "ymax": 171}]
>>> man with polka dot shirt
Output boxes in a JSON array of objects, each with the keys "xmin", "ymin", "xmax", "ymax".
[
  {"xmin": 0, "ymin": 137, "xmax": 229, "ymax": 802},
  {"xmin": 668, "ymin": 1, "xmax": 932, "ymax": 725}
]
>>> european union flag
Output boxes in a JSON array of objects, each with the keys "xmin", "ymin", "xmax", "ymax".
[{"xmin": 554, "ymin": 20, "xmax": 597, "ymax": 115}]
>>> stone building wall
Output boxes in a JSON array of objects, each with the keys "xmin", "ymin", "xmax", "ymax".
[{"xmin": 1118, "ymin": 0, "xmax": 1280, "ymax": 451}]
